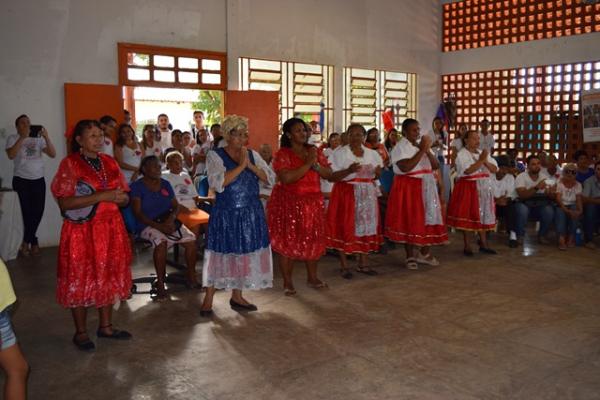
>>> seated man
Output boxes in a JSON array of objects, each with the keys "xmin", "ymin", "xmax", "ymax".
[
  {"xmin": 511, "ymin": 154, "xmax": 555, "ymax": 247},
  {"xmin": 582, "ymin": 161, "xmax": 600, "ymax": 249},
  {"xmin": 507, "ymin": 148, "xmax": 525, "ymax": 175},
  {"xmin": 541, "ymin": 154, "xmax": 562, "ymax": 181},
  {"xmin": 162, "ymin": 151, "xmax": 210, "ymax": 238},
  {"xmin": 574, "ymin": 150, "xmax": 594, "ymax": 184},
  {"xmin": 130, "ymin": 155, "xmax": 199, "ymax": 299},
  {"xmin": 492, "ymin": 155, "xmax": 516, "ymax": 236}
]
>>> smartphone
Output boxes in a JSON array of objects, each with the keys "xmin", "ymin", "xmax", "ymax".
[{"xmin": 29, "ymin": 125, "xmax": 42, "ymax": 138}]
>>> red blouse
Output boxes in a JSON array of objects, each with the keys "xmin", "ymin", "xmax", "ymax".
[{"xmin": 272, "ymin": 146, "xmax": 329, "ymax": 195}]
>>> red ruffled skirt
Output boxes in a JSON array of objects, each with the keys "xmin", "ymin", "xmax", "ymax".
[
  {"xmin": 326, "ymin": 182, "xmax": 383, "ymax": 253},
  {"xmin": 447, "ymin": 178, "xmax": 496, "ymax": 231},
  {"xmin": 384, "ymin": 175, "xmax": 448, "ymax": 246},
  {"xmin": 57, "ymin": 204, "xmax": 132, "ymax": 308},
  {"xmin": 267, "ymin": 186, "xmax": 326, "ymax": 261}
]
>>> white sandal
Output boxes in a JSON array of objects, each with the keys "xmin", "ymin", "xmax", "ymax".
[
  {"xmin": 405, "ymin": 258, "xmax": 419, "ymax": 270},
  {"xmin": 415, "ymin": 252, "xmax": 440, "ymax": 266}
]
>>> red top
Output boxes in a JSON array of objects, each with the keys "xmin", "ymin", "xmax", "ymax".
[
  {"xmin": 51, "ymin": 153, "xmax": 129, "ymax": 221},
  {"xmin": 272, "ymin": 146, "xmax": 329, "ymax": 195}
]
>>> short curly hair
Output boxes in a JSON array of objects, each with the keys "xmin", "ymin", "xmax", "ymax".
[{"xmin": 221, "ymin": 115, "xmax": 248, "ymax": 141}]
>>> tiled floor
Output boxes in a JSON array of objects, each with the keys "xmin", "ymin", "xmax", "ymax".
[{"xmin": 3, "ymin": 232, "xmax": 600, "ymax": 399}]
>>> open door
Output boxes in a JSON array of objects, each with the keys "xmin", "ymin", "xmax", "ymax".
[
  {"xmin": 224, "ymin": 90, "xmax": 279, "ymax": 151},
  {"xmin": 64, "ymin": 83, "xmax": 125, "ymax": 147}
]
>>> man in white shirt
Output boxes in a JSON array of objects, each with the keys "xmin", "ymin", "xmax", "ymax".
[
  {"xmin": 156, "ymin": 113, "xmax": 172, "ymax": 152},
  {"xmin": 511, "ymin": 154, "xmax": 555, "ymax": 247},
  {"xmin": 541, "ymin": 155, "xmax": 562, "ymax": 181},
  {"xmin": 478, "ymin": 119, "xmax": 495, "ymax": 155}
]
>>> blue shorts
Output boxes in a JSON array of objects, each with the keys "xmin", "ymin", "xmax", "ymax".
[{"xmin": 0, "ymin": 310, "xmax": 17, "ymax": 351}]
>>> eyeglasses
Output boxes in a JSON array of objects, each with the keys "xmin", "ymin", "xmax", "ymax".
[{"xmin": 564, "ymin": 170, "xmax": 577, "ymax": 175}]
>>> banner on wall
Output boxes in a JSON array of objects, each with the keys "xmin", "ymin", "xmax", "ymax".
[{"xmin": 582, "ymin": 89, "xmax": 600, "ymax": 143}]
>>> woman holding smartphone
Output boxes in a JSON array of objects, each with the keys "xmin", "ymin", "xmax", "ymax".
[{"xmin": 5, "ymin": 114, "xmax": 56, "ymax": 256}]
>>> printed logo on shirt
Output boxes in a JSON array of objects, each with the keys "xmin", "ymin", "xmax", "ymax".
[
  {"xmin": 160, "ymin": 188, "xmax": 169, "ymax": 196},
  {"xmin": 175, "ymin": 184, "xmax": 190, "ymax": 196},
  {"xmin": 23, "ymin": 141, "xmax": 39, "ymax": 159}
]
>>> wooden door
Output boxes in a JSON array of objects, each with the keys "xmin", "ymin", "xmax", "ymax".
[
  {"xmin": 224, "ymin": 90, "xmax": 279, "ymax": 151},
  {"xmin": 64, "ymin": 83, "xmax": 124, "ymax": 147}
]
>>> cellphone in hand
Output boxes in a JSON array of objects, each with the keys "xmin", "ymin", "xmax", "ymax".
[{"xmin": 29, "ymin": 125, "xmax": 42, "ymax": 138}]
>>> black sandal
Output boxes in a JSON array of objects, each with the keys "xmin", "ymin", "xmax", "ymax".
[
  {"xmin": 340, "ymin": 269, "xmax": 353, "ymax": 280},
  {"xmin": 356, "ymin": 266, "xmax": 378, "ymax": 276},
  {"xmin": 73, "ymin": 332, "xmax": 95, "ymax": 352},
  {"xmin": 96, "ymin": 324, "xmax": 132, "ymax": 340}
]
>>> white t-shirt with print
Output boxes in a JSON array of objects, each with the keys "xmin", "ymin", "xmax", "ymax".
[
  {"xmin": 5, "ymin": 134, "xmax": 47, "ymax": 180},
  {"xmin": 514, "ymin": 171, "xmax": 551, "ymax": 194},
  {"xmin": 161, "ymin": 171, "xmax": 199, "ymax": 209},
  {"xmin": 557, "ymin": 181, "xmax": 582, "ymax": 206}
]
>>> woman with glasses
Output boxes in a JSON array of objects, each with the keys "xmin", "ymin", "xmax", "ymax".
[
  {"xmin": 199, "ymin": 115, "xmax": 275, "ymax": 316},
  {"xmin": 554, "ymin": 163, "xmax": 583, "ymax": 250}
]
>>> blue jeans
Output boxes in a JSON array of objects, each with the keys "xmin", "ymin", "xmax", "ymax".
[
  {"xmin": 512, "ymin": 202, "xmax": 554, "ymax": 238},
  {"xmin": 554, "ymin": 205, "xmax": 579, "ymax": 237},
  {"xmin": 583, "ymin": 204, "xmax": 600, "ymax": 242}
]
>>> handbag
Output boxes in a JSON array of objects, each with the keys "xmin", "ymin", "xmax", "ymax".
[
  {"xmin": 154, "ymin": 208, "xmax": 183, "ymax": 241},
  {"xmin": 62, "ymin": 180, "xmax": 98, "ymax": 223}
]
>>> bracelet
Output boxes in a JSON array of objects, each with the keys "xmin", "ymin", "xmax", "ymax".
[{"xmin": 311, "ymin": 163, "xmax": 321, "ymax": 172}]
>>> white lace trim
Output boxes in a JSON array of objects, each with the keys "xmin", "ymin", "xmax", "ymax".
[{"xmin": 202, "ymin": 246, "xmax": 273, "ymax": 290}]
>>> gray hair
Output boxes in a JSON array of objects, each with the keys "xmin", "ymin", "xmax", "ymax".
[{"xmin": 222, "ymin": 115, "xmax": 249, "ymax": 141}]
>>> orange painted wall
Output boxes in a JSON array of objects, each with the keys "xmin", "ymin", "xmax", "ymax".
[
  {"xmin": 224, "ymin": 90, "xmax": 279, "ymax": 151},
  {"xmin": 64, "ymin": 83, "xmax": 124, "ymax": 149}
]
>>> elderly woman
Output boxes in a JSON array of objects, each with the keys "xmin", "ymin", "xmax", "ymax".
[
  {"xmin": 268, "ymin": 118, "xmax": 349, "ymax": 295},
  {"xmin": 51, "ymin": 119, "xmax": 132, "ymax": 351},
  {"xmin": 385, "ymin": 119, "xmax": 448, "ymax": 270},
  {"xmin": 447, "ymin": 130, "xmax": 498, "ymax": 256},
  {"xmin": 130, "ymin": 156, "xmax": 199, "ymax": 300},
  {"xmin": 199, "ymin": 115, "xmax": 275, "ymax": 316},
  {"xmin": 326, "ymin": 123, "xmax": 383, "ymax": 278},
  {"xmin": 554, "ymin": 163, "xmax": 583, "ymax": 250}
]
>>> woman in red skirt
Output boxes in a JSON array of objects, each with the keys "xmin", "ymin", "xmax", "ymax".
[
  {"xmin": 385, "ymin": 118, "xmax": 448, "ymax": 270},
  {"xmin": 51, "ymin": 120, "xmax": 132, "ymax": 351},
  {"xmin": 447, "ymin": 130, "xmax": 498, "ymax": 256},
  {"xmin": 326, "ymin": 123, "xmax": 384, "ymax": 278},
  {"xmin": 267, "ymin": 118, "xmax": 346, "ymax": 295}
]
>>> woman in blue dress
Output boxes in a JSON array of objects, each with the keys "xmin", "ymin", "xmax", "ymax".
[{"xmin": 200, "ymin": 115, "xmax": 275, "ymax": 316}]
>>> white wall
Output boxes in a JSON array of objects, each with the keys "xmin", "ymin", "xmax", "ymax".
[
  {"xmin": 0, "ymin": 0, "xmax": 227, "ymax": 247},
  {"xmin": 226, "ymin": 0, "xmax": 443, "ymax": 132},
  {"xmin": 0, "ymin": 0, "xmax": 442, "ymax": 246},
  {"xmin": 441, "ymin": 31, "xmax": 600, "ymax": 75}
]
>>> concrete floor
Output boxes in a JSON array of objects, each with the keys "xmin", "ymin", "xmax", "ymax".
[{"xmin": 3, "ymin": 231, "xmax": 600, "ymax": 400}]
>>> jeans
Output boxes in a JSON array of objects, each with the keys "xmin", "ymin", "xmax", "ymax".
[
  {"xmin": 512, "ymin": 201, "xmax": 554, "ymax": 238},
  {"xmin": 495, "ymin": 201, "xmax": 514, "ymax": 232},
  {"xmin": 583, "ymin": 203, "xmax": 600, "ymax": 242},
  {"xmin": 554, "ymin": 204, "xmax": 579, "ymax": 237},
  {"xmin": 12, "ymin": 176, "xmax": 46, "ymax": 246}
]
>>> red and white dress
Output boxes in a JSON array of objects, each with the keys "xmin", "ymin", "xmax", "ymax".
[
  {"xmin": 267, "ymin": 146, "xmax": 329, "ymax": 261},
  {"xmin": 447, "ymin": 147, "xmax": 497, "ymax": 231},
  {"xmin": 385, "ymin": 138, "xmax": 448, "ymax": 245},
  {"xmin": 51, "ymin": 153, "xmax": 132, "ymax": 308},
  {"xmin": 326, "ymin": 145, "xmax": 384, "ymax": 253}
]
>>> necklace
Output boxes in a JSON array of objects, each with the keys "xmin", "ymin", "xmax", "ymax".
[{"xmin": 81, "ymin": 153, "xmax": 108, "ymax": 188}]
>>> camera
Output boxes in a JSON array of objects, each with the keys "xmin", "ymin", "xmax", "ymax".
[{"xmin": 29, "ymin": 125, "xmax": 42, "ymax": 138}]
